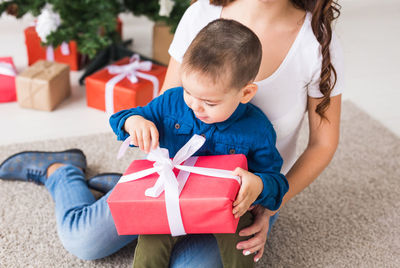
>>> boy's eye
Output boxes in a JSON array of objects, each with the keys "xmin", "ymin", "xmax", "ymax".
[{"xmin": 205, "ymin": 102, "xmax": 217, "ymax": 107}]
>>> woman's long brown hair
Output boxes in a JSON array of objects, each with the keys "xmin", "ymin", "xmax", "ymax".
[{"xmin": 191, "ymin": 0, "xmax": 341, "ymax": 119}]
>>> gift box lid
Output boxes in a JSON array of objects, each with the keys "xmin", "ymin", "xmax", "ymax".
[
  {"xmin": 109, "ymin": 154, "xmax": 247, "ymax": 202},
  {"xmin": 18, "ymin": 60, "xmax": 69, "ymax": 81},
  {"xmin": 86, "ymin": 57, "xmax": 166, "ymax": 85}
]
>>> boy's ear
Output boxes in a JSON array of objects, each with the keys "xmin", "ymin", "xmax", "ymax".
[{"xmin": 240, "ymin": 83, "xmax": 258, "ymax": 104}]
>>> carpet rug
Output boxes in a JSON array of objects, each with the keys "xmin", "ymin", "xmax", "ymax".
[{"xmin": 1, "ymin": 101, "xmax": 399, "ymax": 267}]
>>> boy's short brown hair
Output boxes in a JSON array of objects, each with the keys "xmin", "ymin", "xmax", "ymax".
[{"xmin": 182, "ymin": 19, "xmax": 262, "ymax": 90}]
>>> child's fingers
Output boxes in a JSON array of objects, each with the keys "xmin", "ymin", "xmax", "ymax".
[
  {"xmin": 232, "ymin": 167, "xmax": 245, "ymax": 177},
  {"xmin": 233, "ymin": 202, "xmax": 248, "ymax": 218},
  {"xmin": 233, "ymin": 190, "xmax": 244, "ymax": 207},
  {"xmin": 136, "ymin": 130, "xmax": 144, "ymax": 151},
  {"xmin": 150, "ymin": 127, "xmax": 159, "ymax": 149},
  {"xmin": 131, "ymin": 132, "xmax": 138, "ymax": 147},
  {"xmin": 142, "ymin": 129, "xmax": 151, "ymax": 153},
  {"xmin": 233, "ymin": 182, "xmax": 248, "ymax": 207},
  {"xmin": 233, "ymin": 194, "xmax": 249, "ymax": 218}
]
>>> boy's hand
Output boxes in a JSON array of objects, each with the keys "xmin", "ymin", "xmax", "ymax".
[
  {"xmin": 232, "ymin": 167, "xmax": 263, "ymax": 219},
  {"xmin": 124, "ymin": 115, "xmax": 159, "ymax": 153}
]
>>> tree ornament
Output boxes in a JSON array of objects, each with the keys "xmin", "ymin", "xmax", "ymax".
[
  {"xmin": 36, "ymin": 5, "xmax": 61, "ymax": 43},
  {"xmin": 6, "ymin": 3, "xmax": 18, "ymax": 16},
  {"xmin": 159, "ymin": 0, "xmax": 175, "ymax": 17}
]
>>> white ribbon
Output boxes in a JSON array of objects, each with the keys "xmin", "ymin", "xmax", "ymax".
[
  {"xmin": 0, "ymin": 62, "xmax": 16, "ymax": 77},
  {"xmin": 117, "ymin": 134, "xmax": 241, "ymax": 236},
  {"xmin": 105, "ymin": 54, "xmax": 159, "ymax": 115},
  {"xmin": 46, "ymin": 46, "xmax": 54, "ymax": 62},
  {"xmin": 60, "ymin": 42, "xmax": 70, "ymax": 55},
  {"xmin": 45, "ymin": 43, "xmax": 70, "ymax": 61}
]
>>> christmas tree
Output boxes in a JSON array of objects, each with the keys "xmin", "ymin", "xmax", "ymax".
[
  {"xmin": 0, "ymin": 0, "xmax": 124, "ymax": 58},
  {"xmin": 1, "ymin": 0, "xmax": 190, "ymax": 58},
  {"xmin": 124, "ymin": 0, "xmax": 190, "ymax": 33},
  {"xmin": 1, "ymin": 0, "xmax": 191, "ymax": 80}
]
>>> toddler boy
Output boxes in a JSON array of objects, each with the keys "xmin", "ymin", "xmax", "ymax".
[{"xmin": 110, "ymin": 19, "xmax": 288, "ymax": 267}]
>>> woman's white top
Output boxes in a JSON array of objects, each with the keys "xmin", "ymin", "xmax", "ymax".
[{"xmin": 169, "ymin": 0, "xmax": 344, "ymax": 174}]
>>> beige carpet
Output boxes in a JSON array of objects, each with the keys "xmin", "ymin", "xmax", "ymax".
[{"xmin": 0, "ymin": 101, "xmax": 399, "ymax": 267}]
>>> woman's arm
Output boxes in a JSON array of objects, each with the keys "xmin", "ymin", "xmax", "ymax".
[
  {"xmin": 237, "ymin": 94, "xmax": 342, "ymax": 262},
  {"xmin": 160, "ymin": 57, "xmax": 182, "ymax": 94},
  {"xmin": 281, "ymin": 94, "xmax": 341, "ymax": 206}
]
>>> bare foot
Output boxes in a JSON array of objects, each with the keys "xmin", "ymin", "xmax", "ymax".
[
  {"xmin": 47, "ymin": 163, "xmax": 85, "ymax": 179},
  {"xmin": 47, "ymin": 163, "xmax": 66, "ymax": 178}
]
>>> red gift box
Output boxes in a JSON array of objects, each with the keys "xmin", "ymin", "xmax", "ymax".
[
  {"xmin": 107, "ymin": 154, "xmax": 247, "ymax": 235},
  {"xmin": 24, "ymin": 18, "xmax": 123, "ymax": 71},
  {"xmin": 24, "ymin": 26, "xmax": 81, "ymax": 71},
  {"xmin": 0, "ymin": 57, "xmax": 17, "ymax": 103},
  {"xmin": 85, "ymin": 56, "xmax": 167, "ymax": 114}
]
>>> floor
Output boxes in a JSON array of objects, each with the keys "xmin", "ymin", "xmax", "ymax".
[{"xmin": 0, "ymin": 0, "xmax": 399, "ymax": 146}]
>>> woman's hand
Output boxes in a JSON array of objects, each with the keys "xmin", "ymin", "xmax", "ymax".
[
  {"xmin": 237, "ymin": 205, "xmax": 275, "ymax": 262},
  {"xmin": 124, "ymin": 115, "xmax": 159, "ymax": 153}
]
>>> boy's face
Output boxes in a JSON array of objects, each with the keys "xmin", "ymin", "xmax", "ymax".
[{"xmin": 181, "ymin": 71, "xmax": 244, "ymax": 124}]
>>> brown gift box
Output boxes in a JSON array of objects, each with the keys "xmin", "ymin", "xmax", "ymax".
[
  {"xmin": 16, "ymin": 60, "xmax": 71, "ymax": 111},
  {"xmin": 152, "ymin": 22, "xmax": 174, "ymax": 66}
]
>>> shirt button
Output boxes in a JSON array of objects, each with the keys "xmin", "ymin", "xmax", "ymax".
[
  {"xmin": 174, "ymin": 123, "xmax": 180, "ymax": 129},
  {"xmin": 229, "ymin": 149, "xmax": 236, "ymax": 154},
  {"xmin": 200, "ymin": 134, "xmax": 206, "ymax": 138}
]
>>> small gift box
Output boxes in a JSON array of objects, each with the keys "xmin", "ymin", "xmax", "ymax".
[
  {"xmin": 153, "ymin": 22, "xmax": 174, "ymax": 65},
  {"xmin": 24, "ymin": 18, "xmax": 123, "ymax": 71},
  {"xmin": 85, "ymin": 55, "xmax": 167, "ymax": 115},
  {"xmin": 24, "ymin": 26, "xmax": 81, "ymax": 71},
  {"xmin": 107, "ymin": 135, "xmax": 246, "ymax": 236},
  {"xmin": 0, "ymin": 57, "xmax": 17, "ymax": 103},
  {"xmin": 16, "ymin": 60, "xmax": 70, "ymax": 111}
]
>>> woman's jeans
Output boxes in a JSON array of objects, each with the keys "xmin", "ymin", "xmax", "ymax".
[{"xmin": 45, "ymin": 165, "xmax": 278, "ymax": 266}]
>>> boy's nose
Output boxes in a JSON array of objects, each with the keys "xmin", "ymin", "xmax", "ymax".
[{"xmin": 191, "ymin": 100, "xmax": 204, "ymax": 113}]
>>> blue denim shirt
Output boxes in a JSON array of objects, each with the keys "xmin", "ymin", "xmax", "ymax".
[{"xmin": 110, "ymin": 87, "xmax": 288, "ymax": 210}]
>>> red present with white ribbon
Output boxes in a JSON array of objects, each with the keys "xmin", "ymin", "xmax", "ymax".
[
  {"xmin": 107, "ymin": 135, "xmax": 246, "ymax": 236},
  {"xmin": 85, "ymin": 55, "xmax": 167, "ymax": 115},
  {"xmin": 0, "ymin": 57, "xmax": 17, "ymax": 103},
  {"xmin": 24, "ymin": 26, "xmax": 79, "ymax": 70}
]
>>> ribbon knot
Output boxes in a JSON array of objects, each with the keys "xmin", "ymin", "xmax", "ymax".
[
  {"xmin": 105, "ymin": 54, "xmax": 159, "ymax": 115},
  {"xmin": 154, "ymin": 158, "xmax": 174, "ymax": 171},
  {"xmin": 107, "ymin": 55, "xmax": 152, "ymax": 84}
]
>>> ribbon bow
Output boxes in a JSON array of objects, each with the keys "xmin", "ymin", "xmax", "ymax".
[
  {"xmin": 0, "ymin": 62, "xmax": 17, "ymax": 77},
  {"xmin": 105, "ymin": 54, "xmax": 159, "ymax": 115},
  {"xmin": 45, "ymin": 43, "xmax": 70, "ymax": 62},
  {"xmin": 117, "ymin": 134, "xmax": 241, "ymax": 236}
]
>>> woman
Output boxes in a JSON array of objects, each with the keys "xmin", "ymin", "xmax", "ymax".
[
  {"xmin": 0, "ymin": 0, "xmax": 342, "ymax": 265},
  {"xmin": 162, "ymin": 0, "xmax": 343, "ymax": 263}
]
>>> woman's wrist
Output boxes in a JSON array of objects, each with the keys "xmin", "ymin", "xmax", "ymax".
[{"xmin": 253, "ymin": 204, "xmax": 277, "ymax": 218}]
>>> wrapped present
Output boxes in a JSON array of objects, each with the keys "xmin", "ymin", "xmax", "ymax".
[
  {"xmin": 107, "ymin": 135, "xmax": 246, "ymax": 236},
  {"xmin": 0, "ymin": 57, "xmax": 17, "ymax": 103},
  {"xmin": 24, "ymin": 18, "xmax": 123, "ymax": 71},
  {"xmin": 153, "ymin": 22, "xmax": 174, "ymax": 65},
  {"xmin": 24, "ymin": 26, "xmax": 81, "ymax": 71},
  {"xmin": 85, "ymin": 55, "xmax": 167, "ymax": 115},
  {"xmin": 15, "ymin": 60, "xmax": 70, "ymax": 111}
]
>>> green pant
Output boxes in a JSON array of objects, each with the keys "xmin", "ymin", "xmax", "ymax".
[{"xmin": 133, "ymin": 211, "xmax": 255, "ymax": 268}]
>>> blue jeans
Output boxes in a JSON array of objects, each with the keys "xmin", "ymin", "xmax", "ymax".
[{"xmin": 45, "ymin": 165, "xmax": 278, "ymax": 266}]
